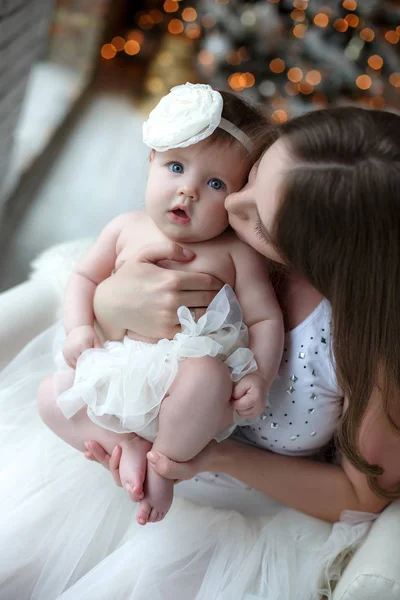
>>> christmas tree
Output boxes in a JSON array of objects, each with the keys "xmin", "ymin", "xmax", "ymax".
[{"xmin": 100, "ymin": 0, "xmax": 400, "ymax": 120}]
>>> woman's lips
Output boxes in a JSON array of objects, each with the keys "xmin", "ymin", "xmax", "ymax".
[{"xmin": 167, "ymin": 208, "xmax": 191, "ymax": 225}]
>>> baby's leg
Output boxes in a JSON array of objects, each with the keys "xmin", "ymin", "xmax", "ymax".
[
  {"xmin": 137, "ymin": 356, "xmax": 233, "ymax": 525},
  {"xmin": 37, "ymin": 376, "xmax": 152, "ymax": 500}
]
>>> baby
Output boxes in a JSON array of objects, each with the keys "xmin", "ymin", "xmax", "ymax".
[{"xmin": 38, "ymin": 83, "xmax": 284, "ymax": 526}]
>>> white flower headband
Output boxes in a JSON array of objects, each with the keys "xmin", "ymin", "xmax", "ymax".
[{"xmin": 142, "ymin": 83, "xmax": 254, "ymax": 153}]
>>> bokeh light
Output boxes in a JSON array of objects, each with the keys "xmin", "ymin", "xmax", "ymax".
[
  {"xmin": 101, "ymin": 44, "xmax": 116, "ymax": 60},
  {"xmin": 269, "ymin": 58, "xmax": 285, "ymax": 73}
]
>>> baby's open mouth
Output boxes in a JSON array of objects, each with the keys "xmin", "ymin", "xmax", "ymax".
[
  {"xmin": 168, "ymin": 206, "xmax": 191, "ymax": 225},
  {"xmin": 172, "ymin": 208, "xmax": 187, "ymax": 217}
]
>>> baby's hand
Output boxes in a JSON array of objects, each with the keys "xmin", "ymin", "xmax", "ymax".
[
  {"xmin": 232, "ymin": 373, "xmax": 267, "ymax": 419},
  {"xmin": 62, "ymin": 325, "xmax": 102, "ymax": 369}
]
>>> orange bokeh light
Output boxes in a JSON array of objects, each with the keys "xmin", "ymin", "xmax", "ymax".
[
  {"xmin": 369, "ymin": 97, "xmax": 385, "ymax": 109},
  {"xmin": 342, "ymin": 0, "xmax": 357, "ymax": 10},
  {"xmin": 384, "ymin": 30, "xmax": 399, "ymax": 44},
  {"xmin": 243, "ymin": 72, "xmax": 255, "ymax": 87},
  {"xmin": 101, "ymin": 44, "xmax": 116, "ymax": 59},
  {"xmin": 124, "ymin": 40, "xmax": 140, "ymax": 55},
  {"xmin": 359, "ymin": 28, "xmax": 375, "ymax": 42},
  {"xmin": 285, "ymin": 82, "xmax": 299, "ymax": 96},
  {"xmin": 287, "ymin": 67, "xmax": 303, "ymax": 83},
  {"xmin": 186, "ymin": 24, "xmax": 201, "ymax": 38},
  {"xmin": 271, "ymin": 110, "xmax": 288, "ymax": 124},
  {"xmin": 269, "ymin": 58, "xmax": 285, "ymax": 73},
  {"xmin": 356, "ymin": 74, "xmax": 372, "ymax": 90},
  {"xmin": 111, "ymin": 36, "xmax": 125, "ymax": 51},
  {"xmin": 345, "ymin": 14, "xmax": 359, "ymax": 27},
  {"xmin": 198, "ymin": 50, "xmax": 215, "ymax": 66},
  {"xmin": 298, "ymin": 81, "xmax": 314, "ymax": 95},
  {"xmin": 367, "ymin": 55, "xmax": 383, "ymax": 70},
  {"xmin": 138, "ymin": 14, "xmax": 154, "ymax": 29},
  {"xmin": 228, "ymin": 73, "xmax": 247, "ymax": 91},
  {"xmin": 333, "ymin": 18, "xmax": 348, "ymax": 32},
  {"xmin": 291, "ymin": 9, "xmax": 305, "ymax": 22},
  {"xmin": 314, "ymin": 13, "xmax": 329, "ymax": 28},
  {"xmin": 182, "ymin": 7, "xmax": 197, "ymax": 22},
  {"xmin": 127, "ymin": 30, "xmax": 144, "ymax": 43},
  {"xmin": 293, "ymin": 24, "xmax": 307, "ymax": 38},
  {"xmin": 163, "ymin": 0, "xmax": 179, "ymax": 13},
  {"xmin": 389, "ymin": 73, "xmax": 400, "ymax": 88},
  {"xmin": 149, "ymin": 9, "xmax": 163, "ymax": 23},
  {"xmin": 305, "ymin": 70, "xmax": 321, "ymax": 85},
  {"xmin": 168, "ymin": 19, "xmax": 184, "ymax": 34}
]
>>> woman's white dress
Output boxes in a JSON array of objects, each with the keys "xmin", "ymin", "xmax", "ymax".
[{"xmin": 0, "ymin": 298, "xmax": 375, "ymax": 600}]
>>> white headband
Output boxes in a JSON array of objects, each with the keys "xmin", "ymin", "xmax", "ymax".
[{"xmin": 142, "ymin": 83, "xmax": 254, "ymax": 153}]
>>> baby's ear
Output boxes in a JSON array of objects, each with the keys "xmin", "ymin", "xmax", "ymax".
[{"xmin": 148, "ymin": 150, "xmax": 155, "ymax": 162}]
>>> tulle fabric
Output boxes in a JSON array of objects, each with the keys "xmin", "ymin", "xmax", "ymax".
[
  {"xmin": 55, "ymin": 285, "xmax": 257, "ymax": 440},
  {"xmin": 0, "ymin": 324, "xmax": 376, "ymax": 600}
]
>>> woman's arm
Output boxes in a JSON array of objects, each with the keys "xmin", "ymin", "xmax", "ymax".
[
  {"xmin": 149, "ymin": 385, "xmax": 400, "ymax": 522},
  {"xmin": 147, "ymin": 439, "xmax": 389, "ymax": 523},
  {"xmin": 93, "ymin": 242, "xmax": 223, "ymax": 341}
]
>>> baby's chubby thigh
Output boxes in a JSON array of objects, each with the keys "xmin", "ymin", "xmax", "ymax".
[{"xmin": 158, "ymin": 356, "xmax": 234, "ymax": 458}]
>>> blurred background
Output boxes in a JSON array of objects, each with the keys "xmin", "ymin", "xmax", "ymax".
[{"xmin": 0, "ymin": 0, "xmax": 399, "ymax": 291}]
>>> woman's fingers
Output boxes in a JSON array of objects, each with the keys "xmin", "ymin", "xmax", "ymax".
[
  {"xmin": 109, "ymin": 446, "xmax": 123, "ymax": 486},
  {"xmin": 136, "ymin": 242, "xmax": 195, "ymax": 265},
  {"xmin": 147, "ymin": 451, "xmax": 194, "ymax": 481},
  {"xmin": 84, "ymin": 441, "xmax": 122, "ymax": 487}
]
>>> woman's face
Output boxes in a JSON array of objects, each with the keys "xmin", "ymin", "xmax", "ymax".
[{"xmin": 225, "ymin": 139, "xmax": 289, "ymax": 263}]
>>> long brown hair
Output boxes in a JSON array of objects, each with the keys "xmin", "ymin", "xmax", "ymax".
[{"xmin": 269, "ymin": 107, "xmax": 400, "ymax": 498}]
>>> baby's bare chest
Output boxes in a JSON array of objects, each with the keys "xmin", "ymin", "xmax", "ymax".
[{"xmin": 115, "ymin": 219, "xmax": 236, "ymax": 287}]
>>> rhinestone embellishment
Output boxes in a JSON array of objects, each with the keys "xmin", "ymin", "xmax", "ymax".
[
  {"xmin": 298, "ymin": 352, "xmax": 306, "ymax": 359},
  {"xmin": 289, "ymin": 375, "xmax": 298, "ymax": 382},
  {"xmin": 308, "ymin": 408, "xmax": 315, "ymax": 414},
  {"xmin": 310, "ymin": 431, "xmax": 316, "ymax": 437},
  {"xmin": 321, "ymin": 337, "xmax": 326, "ymax": 344},
  {"xmin": 287, "ymin": 386, "xmax": 296, "ymax": 394},
  {"xmin": 289, "ymin": 435, "xmax": 297, "ymax": 441},
  {"xmin": 270, "ymin": 422, "xmax": 279, "ymax": 429},
  {"xmin": 312, "ymin": 369, "xmax": 317, "ymax": 376},
  {"xmin": 310, "ymin": 393, "xmax": 317, "ymax": 400}
]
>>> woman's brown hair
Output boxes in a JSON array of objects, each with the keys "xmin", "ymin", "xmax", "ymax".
[{"xmin": 269, "ymin": 107, "xmax": 400, "ymax": 498}]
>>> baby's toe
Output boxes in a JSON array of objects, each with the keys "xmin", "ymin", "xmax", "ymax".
[{"xmin": 137, "ymin": 500, "xmax": 152, "ymax": 526}]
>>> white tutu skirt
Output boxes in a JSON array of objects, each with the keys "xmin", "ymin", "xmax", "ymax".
[
  {"xmin": 55, "ymin": 285, "xmax": 257, "ymax": 441},
  {"xmin": 0, "ymin": 324, "xmax": 377, "ymax": 600}
]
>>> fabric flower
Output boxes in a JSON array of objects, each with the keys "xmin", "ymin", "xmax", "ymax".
[{"xmin": 142, "ymin": 82, "xmax": 223, "ymax": 152}]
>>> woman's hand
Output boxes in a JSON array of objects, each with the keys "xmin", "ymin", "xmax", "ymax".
[
  {"xmin": 84, "ymin": 441, "xmax": 123, "ymax": 487},
  {"xmin": 93, "ymin": 242, "xmax": 223, "ymax": 341},
  {"xmin": 146, "ymin": 440, "xmax": 223, "ymax": 481}
]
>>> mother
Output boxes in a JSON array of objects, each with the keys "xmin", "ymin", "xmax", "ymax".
[
  {"xmin": 0, "ymin": 106, "xmax": 399, "ymax": 600},
  {"xmin": 85, "ymin": 106, "xmax": 400, "ymax": 589}
]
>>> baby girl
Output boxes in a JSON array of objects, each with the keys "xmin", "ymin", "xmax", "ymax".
[{"xmin": 38, "ymin": 83, "xmax": 284, "ymax": 525}]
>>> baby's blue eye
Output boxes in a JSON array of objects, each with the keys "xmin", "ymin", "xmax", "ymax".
[
  {"xmin": 208, "ymin": 178, "xmax": 225, "ymax": 191},
  {"xmin": 169, "ymin": 162, "xmax": 184, "ymax": 174}
]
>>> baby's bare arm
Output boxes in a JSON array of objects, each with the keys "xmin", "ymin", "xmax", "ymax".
[
  {"xmin": 230, "ymin": 241, "xmax": 284, "ymax": 388},
  {"xmin": 64, "ymin": 213, "xmax": 133, "ymax": 334}
]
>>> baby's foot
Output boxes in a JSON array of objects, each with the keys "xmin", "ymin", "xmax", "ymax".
[
  {"xmin": 137, "ymin": 463, "xmax": 174, "ymax": 525},
  {"xmin": 118, "ymin": 435, "xmax": 152, "ymax": 502}
]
